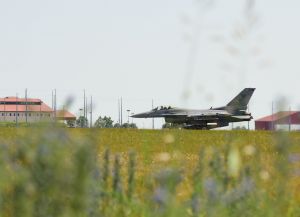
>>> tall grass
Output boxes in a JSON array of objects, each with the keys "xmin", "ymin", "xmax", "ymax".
[{"xmin": 0, "ymin": 128, "xmax": 299, "ymax": 216}]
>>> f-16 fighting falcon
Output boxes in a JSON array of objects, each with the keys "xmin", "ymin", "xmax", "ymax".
[{"xmin": 131, "ymin": 88, "xmax": 255, "ymax": 130}]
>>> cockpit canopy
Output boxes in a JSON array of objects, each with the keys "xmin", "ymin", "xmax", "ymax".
[{"xmin": 152, "ymin": 106, "xmax": 173, "ymax": 111}]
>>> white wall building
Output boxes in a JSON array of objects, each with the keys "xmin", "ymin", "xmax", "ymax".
[{"xmin": 0, "ymin": 97, "xmax": 75, "ymax": 123}]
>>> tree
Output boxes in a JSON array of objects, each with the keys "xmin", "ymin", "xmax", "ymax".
[
  {"xmin": 121, "ymin": 123, "xmax": 138, "ymax": 129},
  {"xmin": 76, "ymin": 116, "xmax": 88, "ymax": 128},
  {"xmin": 130, "ymin": 123, "xmax": 137, "ymax": 129},
  {"xmin": 233, "ymin": 126, "xmax": 247, "ymax": 130},
  {"xmin": 94, "ymin": 116, "xmax": 114, "ymax": 128},
  {"xmin": 129, "ymin": 123, "xmax": 138, "ymax": 129},
  {"xmin": 113, "ymin": 123, "xmax": 121, "ymax": 128},
  {"xmin": 66, "ymin": 120, "xmax": 75, "ymax": 128}
]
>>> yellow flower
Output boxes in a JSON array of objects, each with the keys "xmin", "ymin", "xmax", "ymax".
[
  {"xmin": 163, "ymin": 134, "xmax": 175, "ymax": 144},
  {"xmin": 243, "ymin": 145, "xmax": 256, "ymax": 156},
  {"xmin": 259, "ymin": 170, "xmax": 270, "ymax": 181},
  {"xmin": 155, "ymin": 152, "xmax": 171, "ymax": 162},
  {"xmin": 228, "ymin": 146, "xmax": 241, "ymax": 178}
]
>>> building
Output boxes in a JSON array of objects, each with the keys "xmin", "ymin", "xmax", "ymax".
[
  {"xmin": 56, "ymin": 110, "xmax": 76, "ymax": 121},
  {"xmin": 255, "ymin": 111, "xmax": 300, "ymax": 130},
  {"xmin": 0, "ymin": 97, "xmax": 76, "ymax": 123}
]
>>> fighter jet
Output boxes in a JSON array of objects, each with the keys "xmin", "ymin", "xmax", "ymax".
[{"xmin": 131, "ymin": 88, "xmax": 255, "ymax": 130}]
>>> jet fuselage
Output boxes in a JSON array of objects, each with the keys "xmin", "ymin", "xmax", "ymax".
[{"xmin": 131, "ymin": 88, "xmax": 255, "ymax": 130}]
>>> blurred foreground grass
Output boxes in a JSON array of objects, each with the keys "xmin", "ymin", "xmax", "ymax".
[{"xmin": 0, "ymin": 128, "xmax": 299, "ymax": 217}]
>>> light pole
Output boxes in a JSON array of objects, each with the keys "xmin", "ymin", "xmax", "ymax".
[
  {"xmin": 152, "ymin": 99, "xmax": 154, "ymax": 129},
  {"xmin": 131, "ymin": 113, "xmax": 134, "ymax": 124},
  {"xmin": 79, "ymin": 108, "xmax": 84, "ymax": 128},
  {"xmin": 90, "ymin": 96, "xmax": 93, "ymax": 128},
  {"xmin": 127, "ymin": 109, "xmax": 131, "ymax": 123},
  {"xmin": 79, "ymin": 108, "xmax": 83, "ymax": 117},
  {"xmin": 16, "ymin": 93, "xmax": 18, "ymax": 127}
]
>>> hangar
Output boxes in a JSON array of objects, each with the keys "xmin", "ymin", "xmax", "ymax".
[{"xmin": 255, "ymin": 111, "xmax": 300, "ymax": 131}]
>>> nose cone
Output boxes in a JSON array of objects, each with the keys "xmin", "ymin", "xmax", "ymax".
[{"xmin": 131, "ymin": 111, "xmax": 152, "ymax": 118}]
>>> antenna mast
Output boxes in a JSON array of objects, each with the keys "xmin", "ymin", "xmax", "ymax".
[
  {"xmin": 25, "ymin": 88, "xmax": 28, "ymax": 124},
  {"xmin": 90, "ymin": 96, "xmax": 93, "ymax": 128},
  {"xmin": 120, "ymin": 97, "xmax": 123, "ymax": 125},
  {"xmin": 152, "ymin": 99, "xmax": 154, "ymax": 129}
]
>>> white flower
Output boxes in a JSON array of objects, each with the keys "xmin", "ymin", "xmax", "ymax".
[
  {"xmin": 259, "ymin": 170, "xmax": 270, "ymax": 181},
  {"xmin": 243, "ymin": 145, "xmax": 256, "ymax": 156},
  {"xmin": 163, "ymin": 134, "xmax": 175, "ymax": 144},
  {"xmin": 155, "ymin": 152, "xmax": 171, "ymax": 162},
  {"xmin": 228, "ymin": 147, "xmax": 241, "ymax": 178}
]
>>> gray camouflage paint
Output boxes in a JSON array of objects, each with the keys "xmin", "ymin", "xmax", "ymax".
[{"xmin": 132, "ymin": 88, "xmax": 255, "ymax": 129}]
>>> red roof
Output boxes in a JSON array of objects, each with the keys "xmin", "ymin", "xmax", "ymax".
[
  {"xmin": 0, "ymin": 97, "xmax": 41, "ymax": 103},
  {"xmin": 56, "ymin": 110, "xmax": 76, "ymax": 120},
  {"xmin": 0, "ymin": 97, "xmax": 76, "ymax": 120},
  {"xmin": 256, "ymin": 111, "xmax": 299, "ymax": 122},
  {"xmin": 0, "ymin": 104, "xmax": 53, "ymax": 112},
  {"xmin": 0, "ymin": 97, "xmax": 52, "ymax": 112}
]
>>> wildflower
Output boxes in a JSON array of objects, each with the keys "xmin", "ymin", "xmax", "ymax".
[
  {"xmin": 153, "ymin": 187, "xmax": 169, "ymax": 206},
  {"xmin": 259, "ymin": 170, "xmax": 270, "ymax": 181},
  {"xmin": 155, "ymin": 152, "xmax": 171, "ymax": 162},
  {"xmin": 288, "ymin": 153, "xmax": 300, "ymax": 163},
  {"xmin": 222, "ymin": 176, "xmax": 255, "ymax": 205},
  {"xmin": 112, "ymin": 154, "xmax": 123, "ymax": 194},
  {"xmin": 102, "ymin": 149, "xmax": 110, "ymax": 189},
  {"xmin": 154, "ymin": 168, "xmax": 182, "ymax": 190},
  {"xmin": 204, "ymin": 177, "xmax": 218, "ymax": 203},
  {"xmin": 164, "ymin": 134, "xmax": 175, "ymax": 144},
  {"xmin": 227, "ymin": 146, "xmax": 241, "ymax": 178},
  {"xmin": 127, "ymin": 151, "xmax": 136, "ymax": 199},
  {"xmin": 293, "ymin": 169, "xmax": 300, "ymax": 177},
  {"xmin": 243, "ymin": 145, "xmax": 256, "ymax": 156},
  {"xmin": 190, "ymin": 193, "xmax": 201, "ymax": 215},
  {"xmin": 152, "ymin": 168, "xmax": 182, "ymax": 210}
]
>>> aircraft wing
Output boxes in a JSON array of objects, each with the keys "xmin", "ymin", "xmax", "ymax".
[
  {"xmin": 187, "ymin": 113, "xmax": 251, "ymax": 123},
  {"xmin": 163, "ymin": 113, "xmax": 188, "ymax": 117},
  {"xmin": 187, "ymin": 113, "xmax": 230, "ymax": 121}
]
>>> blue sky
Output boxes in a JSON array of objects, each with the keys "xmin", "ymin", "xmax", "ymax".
[{"xmin": 0, "ymin": 0, "xmax": 299, "ymax": 128}]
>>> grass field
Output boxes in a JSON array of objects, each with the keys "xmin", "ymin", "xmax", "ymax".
[{"xmin": 0, "ymin": 128, "xmax": 299, "ymax": 216}]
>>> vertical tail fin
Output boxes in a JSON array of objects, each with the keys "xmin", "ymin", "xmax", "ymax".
[{"xmin": 226, "ymin": 88, "xmax": 255, "ymax": 111}]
